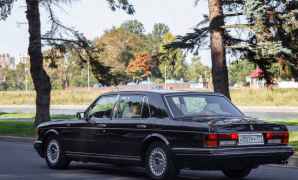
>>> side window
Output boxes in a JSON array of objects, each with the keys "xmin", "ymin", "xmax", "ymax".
[
  {"xmin": 142, "ymin": 96, "xmax": 150, "ymax": 118},
  {"xmin": 147, "ymin": 98, "xmax": 168, "ymax": 119},
  {"xmin": 116, "ymin": 95, "xmax": 149, "ymax": 119},
  {"xmin": 184, "ymin": 96, "xmax": 207, "ymax": 114},
  {"xmin": 88, "ymin": 95, "xmax": 118, "ymax": 119}
]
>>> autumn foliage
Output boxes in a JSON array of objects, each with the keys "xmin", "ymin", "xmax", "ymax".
[{"xmin": 127, "ymin": 53, "xmax": 152, "ymax": 81}]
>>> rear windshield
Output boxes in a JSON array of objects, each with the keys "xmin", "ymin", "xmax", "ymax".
[{"xmin": 166, "ymin": 94, "xmax": 242, "ymax": 118}]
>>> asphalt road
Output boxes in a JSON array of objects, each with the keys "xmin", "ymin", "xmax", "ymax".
[{"xmin": 0, "ymin": 141, "xmax": 298, "ymax": 180}]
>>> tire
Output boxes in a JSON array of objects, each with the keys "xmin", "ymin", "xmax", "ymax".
[
  {"xmin": 145, "ymin": 142, "xmax": 178, "ymax": 180},
  {"xmin": 222, "ymin": 167, "xmax": 252, "ymax": 179},
  {"xmin": 45, "ymin": 136, "xmax": 70, "ymax": 169}
]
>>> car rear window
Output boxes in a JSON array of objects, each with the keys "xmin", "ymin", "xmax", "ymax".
[{"xmin": 166, "ymin": 94, "xmax": 242, "ymax": 118}]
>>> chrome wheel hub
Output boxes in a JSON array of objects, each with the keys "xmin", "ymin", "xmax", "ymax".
[
  {"xmin": 149, "ymin": 147, "xmax": 167, "ymax": 177},
  {"xmin": 47, "ymin": 140, "xmax": 60, "ymax": 164}
]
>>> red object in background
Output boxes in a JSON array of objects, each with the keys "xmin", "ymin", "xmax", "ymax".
[{"xmin": 250, "ymin": 67, "xmax": 264, "ymax": 78}]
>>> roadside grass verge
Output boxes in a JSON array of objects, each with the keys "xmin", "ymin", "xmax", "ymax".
[
  {"xmin": 0, "ymin": 114, "xmax": 75, "ymax": 137},
  {"xmin": 1, "ymin": 88, "xmax": 298, "ymax": 106},
  {"xmin": 0, "ymin": 121, "xmax": 34, "ymax": 137},
  {"xmin": 290, "ymin": 132, "xmax": 298, "ymax": 152},
  {"xmin": 0, "ymin": 113, "xmax": 75, "ymax": 120}
]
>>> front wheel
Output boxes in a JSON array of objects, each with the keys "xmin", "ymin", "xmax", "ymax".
[
  {"xmin": 45, "ymin": 137, "xmax": 70, "ymax": 169},
  {"xmin": 222, "ymin": 167, "xmax": 252, "ymax": 179},
  {"xmin": 145, "ymin": 142, "xmax": 178, "ymax": 180}
]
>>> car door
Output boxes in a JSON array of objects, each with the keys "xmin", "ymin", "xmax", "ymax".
[
  {"xmin": 60, "ymin": 120, "xmax": 90, "ymax": 154},
  {"xmin": 83, "ymin": 94, "xmax": 118, "ymax": 155},
  {"xmin": 107, "ymin": 94, "xmax": 151, "ymax": 158}
]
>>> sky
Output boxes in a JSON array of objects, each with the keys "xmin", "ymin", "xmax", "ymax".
[{"xmin": 0, "ymin": 0, "xmax": 211, "ymax": 65}]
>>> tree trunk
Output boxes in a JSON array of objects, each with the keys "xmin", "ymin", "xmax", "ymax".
[
  {"xmin": 291, "ymin": 66, "xmax": 298, "ymax": 82},
  {"xmin": 208, "ymin": 0, "xmax": 231, "ymax": 99},
  {"xmin": 26, "ymin": 0, "xmax": 51, "ymax": 126}
]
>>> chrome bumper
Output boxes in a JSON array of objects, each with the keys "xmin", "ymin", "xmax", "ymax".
[
  {"xmin": 33, "ymin": 140, "xmax": 44, "ymax": 158},
  {"xmin": 172, "ymin": 146, "xmax": 294, "ymax": 157}
]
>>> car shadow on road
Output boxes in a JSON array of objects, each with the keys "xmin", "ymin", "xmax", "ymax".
[{"xmin": 61, "ymin": 162, "xmax": 230, "ymax": 180}]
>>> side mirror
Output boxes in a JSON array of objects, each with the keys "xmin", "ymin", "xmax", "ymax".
[{"xmin": 76, "ymin": 112, "xmax": 85, "ymax": 120}]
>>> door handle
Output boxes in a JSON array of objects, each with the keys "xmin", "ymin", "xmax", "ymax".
[
  {"xmin": 96, "ymin": 129, "xmax": 107, "ymax": 135},
  {"xmin": 136, "ymin": 124, "xmax": 147, "ymax": 129},
  {"xmin": 97, "ymin": 124, "xmax": 107, "ymax": 128}
]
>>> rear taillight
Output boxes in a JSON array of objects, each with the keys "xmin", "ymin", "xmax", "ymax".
[
  {"xmin": 264, "ymin": 131, "xmax": 289, "ymax": 145},
  {"xmin": 205, "ymin": 133, "xmax": 238, "ymax": 148}
]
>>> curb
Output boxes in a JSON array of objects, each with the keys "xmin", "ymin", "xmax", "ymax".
[{"xmin": 0, "ymin": 136, "xmax": 34, "ymax": 143}]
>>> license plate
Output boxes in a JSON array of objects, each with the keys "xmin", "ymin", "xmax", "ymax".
[{"xmin": 238, "ymin": 133, "xmax": 264, "ymax": 146}]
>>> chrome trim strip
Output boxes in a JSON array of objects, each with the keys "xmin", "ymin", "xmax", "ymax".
[
  {"xmin": 163, "ymin": 95, "xmax": 175, "ymax": 118},
  {"xmin": 34, "ymin": 140, "xmax": 43, "ymax": 144},
  {"xmin": 65, "ymin": 151, "xmax": 141, "ymax": 161},
  {"xmin": 56, "ymin": 127, "xmax": 202, "ymax": 134},
  {"xmin": 172, "ymin": 146, "xmax": 293, "ymax": 152},
  {"xmin": 176, "ymin": 150, "xmax": 292, "ymax": 157}
]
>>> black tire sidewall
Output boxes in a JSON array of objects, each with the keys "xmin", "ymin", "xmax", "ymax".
[
  {"xmin": 145, "ymin": 142, "xmax": 177, "ymax": 180},
  {"xmin": 45, "ymin": 136, "xmax": 69, "ymax": 169}
]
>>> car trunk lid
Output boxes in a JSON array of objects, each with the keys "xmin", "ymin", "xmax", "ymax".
[{"xmin": 208, "ymin": 116, "xmax": 288, "ymax": 133}]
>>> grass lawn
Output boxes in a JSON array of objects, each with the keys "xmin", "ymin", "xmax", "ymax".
[
  {"xmin": 0, "ymin": 113, "xmax": 75, "ymax": 137},
  {"xmin": 0, "ymin": 121, "xmax": 35, "ymax": 137},
  {"xmin": 290, "ymin": 132, "xmax": 298, "ymax": 152},
  {"xmin": 0, "ymin": 113, "xmax": 75, "ymax": 120}
]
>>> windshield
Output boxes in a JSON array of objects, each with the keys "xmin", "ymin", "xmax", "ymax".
[{"xmin": 166, "ymin": 94, "xmax": 243, "ymax": 118}]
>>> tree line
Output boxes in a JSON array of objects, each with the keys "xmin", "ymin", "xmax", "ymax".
[
  {"xmin": 0, "ymin": 0, "xmax": 297, "ymax": 125},
  {"xmin": 0, "ymin": 21, "xmax": 210, "ymax": 90}
]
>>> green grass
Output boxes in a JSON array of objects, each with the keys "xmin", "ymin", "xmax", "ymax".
[
  {"xmin": 0, "ymin": 113, "xmax": 34, "ymax": 119},
  {"xmin": 0, "ymin": 113, "xmax": 75, "ymax": 137},
  {"xmin": 0, "ymin": 113, "xmax": 75, "ymax": 120},
  {"xmin": 0, "ymin": 121, "xmax": 35, "ymax": 137},
  {"xmin": 1, "ymin": 88, "xmax": 298, "ymax": 106},
  {"xmin": 290, "ymin": 132, "xmax": 298, "ymax": 152},
  {"xmin": 0, "ymin": 114, "xmax": 76, "ymax": 137}
]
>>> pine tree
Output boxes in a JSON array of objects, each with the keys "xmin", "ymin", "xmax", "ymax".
[{"xmin": 168, "ymin": 0, "xmax": 298, "ymax": 89}]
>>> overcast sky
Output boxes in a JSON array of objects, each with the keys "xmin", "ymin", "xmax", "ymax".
[{"xmin": 0, "ymin": 0, "xmax": 211, "ymax": 65}]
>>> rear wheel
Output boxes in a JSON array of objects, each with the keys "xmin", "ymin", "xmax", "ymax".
[
  {"xmin": 222, "ymin": 167, "xmax": 252, "ymax": 179},
  {"xmin": 45, "ymin": 137, "xmax": 70, "ymax": 169},
  {"xmin": 145, "ymin": 142, "xmax": 178, "ymax": 180}
]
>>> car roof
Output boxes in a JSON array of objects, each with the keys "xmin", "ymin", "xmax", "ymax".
[{"xmin": 102, "ymin": 89, "xmax": 222, "ymax": 96}]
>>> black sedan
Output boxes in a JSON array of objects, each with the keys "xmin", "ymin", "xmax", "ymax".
[{"xmin": 34, "ymin": 90, "xmax": 294, "ymax": 180}]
